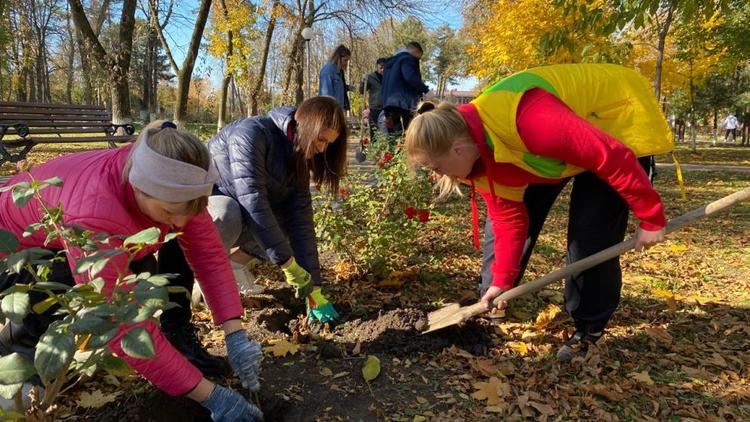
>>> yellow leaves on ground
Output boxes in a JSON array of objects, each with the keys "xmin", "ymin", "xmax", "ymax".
[
  {"xmin": 76, "ymin": 390, "xmax": 121, "ymax": 408},
  {"xmin": 507, "ymin": 341, "xmax": 530, "ymax": 357},
  {"xmin": 262, "ymin": 339, "xmax": 300, "ymax": 357},
  {"xmin": 534, "ymin": 304, "xmax": 561, "ymax": 330},
  {"xmin": 362, "ymin": 355, "xmax": 381, "ymax": 382},
  {"xmin": 629, "ymin": 371, "xmax": 655, "ymax": 385},
  {"xmin": 652, "ymin": 289, "xmax": 678, "ymax": 312},
  {"xmin": 471, "ymin": 376, "xmax": 509, "ymax": 406}
]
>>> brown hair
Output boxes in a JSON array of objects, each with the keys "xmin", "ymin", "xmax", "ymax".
[
  {"xmin": 294, "ymin": 96, "xmax": 348, "ymax": 194},
  {"xmin": 123, "ymin": 120, "xmax": 210, "ymax": 214},
  {"xmin": 329, "ymin": 44, "xmax": 351, "ymax": 69},
  {"xmin": 405, "ymin": 102, "xmax": 471, "ymax": 199}
]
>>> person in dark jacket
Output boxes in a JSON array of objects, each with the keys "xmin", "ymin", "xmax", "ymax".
[
  {"xmin": 381, "ymin": 41, "xmax": 430, "ymax": 133},
  {"xmin": 319, "ymin": 45, "xmax": 353, "ymax": 111},
  {"xmin": 359, "ymin": 57, "xmax": 386, "ymax": 141},
  {"xmin": 163, "ymin": 97, "xmax": 347, "ymax": 335}
]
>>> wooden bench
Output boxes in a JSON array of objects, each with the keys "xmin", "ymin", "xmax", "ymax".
[{"xmin": 0, "ymin": 102, "xmax": 136, "ymax": 166}]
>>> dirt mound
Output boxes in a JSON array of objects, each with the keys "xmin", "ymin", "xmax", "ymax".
[{"xmin": 335, "ymin": 308, "xmax": 491, "ymax": 356}]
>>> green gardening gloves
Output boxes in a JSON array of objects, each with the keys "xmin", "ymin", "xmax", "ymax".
[{"xmin": 282, "ymin": 258, "xmax": 339, "ymax": 323}]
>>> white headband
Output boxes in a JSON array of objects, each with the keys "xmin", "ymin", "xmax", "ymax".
[{"xmin": 128, "ymin": 128, "xmax": 219, "ymax": 202}]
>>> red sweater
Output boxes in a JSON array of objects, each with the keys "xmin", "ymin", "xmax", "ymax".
[{"xmin": 461, "ymin": 88, "xmax": 666, "ymax": 289}]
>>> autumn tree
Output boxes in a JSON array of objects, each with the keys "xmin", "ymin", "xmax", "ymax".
[
  {"xmin": 70, "ymin": 0, "xmax": 137, "ymax": 123},
  {"xmin": 149, "ymin": 0, "xmax": 213, "ymax": 128},
  {"xmin": 462, "ymin": 0, "xmax": 622, "ymax": 82}
]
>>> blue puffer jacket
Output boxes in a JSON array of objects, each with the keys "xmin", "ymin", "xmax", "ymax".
[
  {"xmin": 319, "ymin": 62, "xmax": 350, "ymax": 110},
  {"xmin": 208, "ymin": 107, "xmax": 321, "ymax": 283},
  {"xmin": 381, "ymin": 49, "xmax": 429, "ymax": 111}
]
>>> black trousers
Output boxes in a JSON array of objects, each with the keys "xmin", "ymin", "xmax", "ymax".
[
  {"xmin": 0, "ymin": 254, "xmax": 157, "ymax": 359},
  {"xmin": 157, "ymin": 239, "xmax": 195, "ymax": 328},
  {"xmin": 479, "ymin": 157, "xmax": 653, "ymax": 334}
]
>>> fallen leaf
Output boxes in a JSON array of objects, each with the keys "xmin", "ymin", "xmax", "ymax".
[
  {"xmin": 319, "ymin": 367, "xmax": 333, "ymax": 377},
  {"xmin": 416, "ymin": 396, "xmax": 428, "ymax": 404},
  {"xmin": 534, "ymin": 304, "xmax": 561, "ymax": 330},
  {"xmin": 644, "ymin": 326, "xmax": 673, "ymax": 345},
  {"xmin": 652, "ymin": 289, "xmax": 678, "ymax": 312},
  {"xmin": 528, "ymin": 401, "xmax": 555, "ymax": 415},
  {"xmin": 351, "ymin": 342, "xmax": 361, "ymax": 356},
  {"xmin": 471, "ymin": 376, "xmax": 508, "ymax": 406},
  {"xmin": 706, "ymin": 353, "xmax": 727, "ymax": 368},
  {"xmin": 262, "ymin": 339, "xmax": 300, "ymax": 357},
  {"xmin": 507, "ymin": 341, "xmax": 529, "ymax": 356},
  {"xmin": 362, "ymin": 355, "xmax": 381, "ymax": 382},
  {"xmin": 629, "ymin": 371, "xmax": 654, "ymax": 385},
  {"xmin": 76, "ymin": 390, "xmax": 121, "ymax": 409},
  {"xmin": 583, "ymin": 384, "xmax": 624, "ymax": 401},
  {"xmin": 669, "ymin": 244, "xmax": 687, "ymax": 253},
  {"xmin": 471, "ymin": 359, "xmax": 498, "ymax": 377},
  {"xmin": 333, "ymin": 371, "xmax": 350, "ymax": 379}
]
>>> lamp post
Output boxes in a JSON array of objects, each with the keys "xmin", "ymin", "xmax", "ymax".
[{"xmin": 301, "ymin": 27, "xmax": 314, "ymax": 99}]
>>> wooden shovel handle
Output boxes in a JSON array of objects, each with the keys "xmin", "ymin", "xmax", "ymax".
[{"xmin": 492, "ymin": 187, "xmax": 750, "ymax": 307}]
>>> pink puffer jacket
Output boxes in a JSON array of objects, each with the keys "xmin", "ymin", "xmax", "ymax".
[{"xmin": 0, "ymin": 145, "xmax": 243, "ymax": 396}]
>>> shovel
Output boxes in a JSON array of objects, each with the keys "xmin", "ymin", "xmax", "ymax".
[{"xmin": 423, "ymin": 187, "xmax": 750, "ymax": 334}]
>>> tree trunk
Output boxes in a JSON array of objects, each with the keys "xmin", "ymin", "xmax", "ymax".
[
  {"xmin": 217, "ymin": 0, "xmax": 233, "ymax": 130},
  {"xmin": 76, "ymin": 28, "xmax": 93, "ymax": 103},
  {"xmin": 69, "ymin": 0, "xmax": 137, "ymax": 123},
  {"xmin": 151, "ymin": 0, "xmax": 212, "ymax": 128},
  {"xmin": 653, "ymin": 5, "xmax": 673, "ymax": 101},
  {"xmin": 66, "ymin": 5, "xmax": 76, "ymax": 104},
  {"xmin": 250, "ymin": 0, "xmax": 279, "ymax": 116}
]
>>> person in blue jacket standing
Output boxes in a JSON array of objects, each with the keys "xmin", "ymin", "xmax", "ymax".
[
  {"xmin": 319, "ymin": 45, "xmax": 353, "ymax": 111},
  {"xmin": 381, "ymin": 41, "xmax": 429, "ymax": 133}
]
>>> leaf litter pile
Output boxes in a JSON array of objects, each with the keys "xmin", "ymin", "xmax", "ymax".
[{"xmin": 6, "ymin": 146, "xmax": 749, "ymax": 421}]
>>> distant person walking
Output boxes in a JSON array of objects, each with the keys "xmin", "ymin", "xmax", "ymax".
[
  {"xmin": 319, "ymin": 45, "xmax": 353, "ymax": 111},
  {"xmin": 381, "ymin": 41, "xmax": 429, "ymax": 133},
  {"xmin": 723, "ymin": 113, "xmax": 739, "ymax": 142},
  {"xmin": 359, "ymin": 57, "xmax": 387, "ymax": 140}
]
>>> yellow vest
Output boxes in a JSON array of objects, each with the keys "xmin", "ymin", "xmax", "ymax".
[{"xmin": 471, "ymin": 64, "xmax": 673, "ymax": 182}]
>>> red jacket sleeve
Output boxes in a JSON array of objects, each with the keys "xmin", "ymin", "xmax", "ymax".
[
  {"xmin": 481, "ymin": 190, "xmax": 529, "ymax": 289},
  {"xmin": 516, "ymin": 88, "xmax": 666, "ymax": 230},
  {"xmin": 179, "ymin": 210, "xmax": 244, "ymax": 324}
]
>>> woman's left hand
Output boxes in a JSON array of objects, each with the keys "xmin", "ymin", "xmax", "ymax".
[
  {"xmin": 225, "ymin": 331, "xmax": 263, "ymax": 392},
  {"xmin": 634, "ymin": 226, "xmax": 666, "ymax": 251}
]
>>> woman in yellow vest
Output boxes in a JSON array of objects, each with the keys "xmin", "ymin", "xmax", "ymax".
[{"xmin": 406, "ymin": 64, "xmax": 672, "ymax": 361}]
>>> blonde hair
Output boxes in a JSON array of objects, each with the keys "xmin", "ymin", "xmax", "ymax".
[
  {"xmin": 124, "ymin": 120, "xmax": 210, "ymax": 215},
  {"xmin": 405, "ymin": 102, "xmax": 471, "ymax": 199}
]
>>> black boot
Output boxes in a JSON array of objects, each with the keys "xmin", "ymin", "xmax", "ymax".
[{"xmin": 162, "ymin": 322, "xmax": 232, "ymax": 378}]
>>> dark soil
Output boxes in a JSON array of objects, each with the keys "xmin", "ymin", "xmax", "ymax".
[{"xmin": 66, "ymin": 281, "xmax": 493, "ymax": 422}]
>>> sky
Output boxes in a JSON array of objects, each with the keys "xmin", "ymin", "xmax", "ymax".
[{"xmin": 157, "ymin": 2, "xmax": 479, "ymax": 93}]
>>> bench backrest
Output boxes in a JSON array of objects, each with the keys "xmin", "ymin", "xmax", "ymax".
[{"xmin": 0, "ymin": 101, "xmax": 136, "ymax": 144}]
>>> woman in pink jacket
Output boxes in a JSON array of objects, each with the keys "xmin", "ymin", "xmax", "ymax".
[{"xmin": 0, "ymin": 122, "xmax": 262, "ymax": 421}]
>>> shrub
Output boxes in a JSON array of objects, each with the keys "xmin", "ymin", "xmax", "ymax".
[
  {"xmin": 0, "ymin": 175, "xmax": 181, "ymax": 419},
  {"xmin": 314, "ymin": 136, "xmax": 434, "ymax": 279}
]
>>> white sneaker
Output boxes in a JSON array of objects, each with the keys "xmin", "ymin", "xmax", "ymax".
[{"xmin": 231, "ymin": 260, "xmax": 264, "ymax": 295}]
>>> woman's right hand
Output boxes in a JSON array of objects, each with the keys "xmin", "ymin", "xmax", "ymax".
[
  {"xmin": 201, "ymin": 384, "xmax": 263, "ymax": 422},
  {"xmin": 480, "ymin": 286, "xmax": 509, "ymax": 310}
]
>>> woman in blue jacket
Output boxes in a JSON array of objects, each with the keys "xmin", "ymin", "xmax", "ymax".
[
  {"xmin": 161, "ymin": 97, "xmax": 347, "ymax": 346},
  {"xmin": 319, "ymin": 45, "xmax": 353, "ymax": 110}
]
